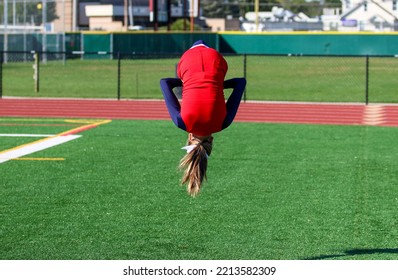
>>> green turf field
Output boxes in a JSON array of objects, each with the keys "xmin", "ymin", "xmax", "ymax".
[
  {"xmin": 3, "ymin": 55, "xmax": 398, "ymax": 102},
  {"xmin": 1, "ymin": 118, "xmax": 397, "ymax": 260}
]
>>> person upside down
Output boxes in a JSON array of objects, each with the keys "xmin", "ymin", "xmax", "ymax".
[{"xmin": 160, "ymin": 40, "xmax": 246, "ymax": 196}]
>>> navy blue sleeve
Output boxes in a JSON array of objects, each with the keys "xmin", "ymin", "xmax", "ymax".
[
  {"xmin": 160, "ymin": 78, "xmax": 187, "ymax": 131},
  {"xmin": 222, "ymin": 78, "xmax": 247, "ymax": 130}
]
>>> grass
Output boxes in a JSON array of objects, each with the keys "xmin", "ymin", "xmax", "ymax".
[
  {"xmin": 3, "ymin": 55, "xmax": 398, "ymax": 102},
  {"xmin": 1, "ymin": 118, "xmax": 398, "ymax": 260},
  {"xmin": 245, "ymin": 56, "xmax": 366, "ymax": 102}
]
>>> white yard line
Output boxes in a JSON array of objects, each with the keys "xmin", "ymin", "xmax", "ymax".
[
  {"xmin": 0, "ymin": 135, "xmax": 81, "ymax": 164},
  {"xmin": 0, "ymin": 133, "xmax": 55, "ymax": 137}
]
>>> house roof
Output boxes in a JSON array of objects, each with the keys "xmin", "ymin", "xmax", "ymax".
[{"xmin": 341, "ymin": 0, "xmax": 398, "ymax": 20}]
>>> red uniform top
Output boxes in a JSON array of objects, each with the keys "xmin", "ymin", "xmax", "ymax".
[{"xmin": 177, "ymin": 44, "xmax": 228, "ymax": 136}]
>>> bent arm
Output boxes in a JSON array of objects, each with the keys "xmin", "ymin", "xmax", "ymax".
[
  {"xmin": 160, "ymin": 78, "xmax": 186, "ymax": 131},
  {"xmin": 222, "ymin": 78, "xmax": 247, "ymax": 130}
]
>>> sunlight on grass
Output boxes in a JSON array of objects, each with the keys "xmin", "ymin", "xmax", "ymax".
[{"xmin": 1, "ymin": 119, "xmax": 397, "ymax": 260}]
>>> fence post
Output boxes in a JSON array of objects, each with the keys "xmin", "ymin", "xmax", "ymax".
[
  {"xmin": 365, "ymin": 55, "xmax": 369, "ymax": 105},
  {"xmin": 33, "ymin": 52, "xmax": 40, "ymax": 94},
  {"xmin": 117, "ymin": 52, "xmax": 121, "ymax": 100},
  {"xmin": 243, "ymin": 54, "xmax": 247, "ymax": 102}
]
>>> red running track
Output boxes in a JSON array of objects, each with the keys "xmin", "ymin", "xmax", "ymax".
[{"xmin": 1, "ymin": 98, "xmax": 398, "ymax": 127}]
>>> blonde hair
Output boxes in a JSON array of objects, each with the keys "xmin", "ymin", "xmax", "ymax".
[{"xmin": 179, "ymin": 136, "xmax": 213, "ymax": 197}]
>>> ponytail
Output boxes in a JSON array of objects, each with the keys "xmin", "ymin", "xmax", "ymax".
[{"xmin": 179, "ymin": 137, "xmax": 213, "ymax": 196}]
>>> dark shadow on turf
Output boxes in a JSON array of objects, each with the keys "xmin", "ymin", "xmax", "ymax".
[{"xmin": 304, "ymin": 248, "xmax": 398, "ymax": 260}]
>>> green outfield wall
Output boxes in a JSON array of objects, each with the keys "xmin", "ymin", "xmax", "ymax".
[
  {"xmin": 219, "ymin": 32, "xmax": 398, "ymax": 56},
  {"xmin": 67, "ymin": 31, "xmax": 398, "ymax": 56},
  {"xmin": 2, "ymin": 32, "xmax": 398, "ymax": 56}
]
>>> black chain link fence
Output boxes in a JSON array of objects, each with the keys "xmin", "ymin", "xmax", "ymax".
[{"xmin": 1, "ymin": 51, "xmax": 397, "ymax": 104}]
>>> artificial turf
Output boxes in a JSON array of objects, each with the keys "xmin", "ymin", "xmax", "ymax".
[{"xmin": 1, "ymin": 119, "xmax": 397, "ymax": 260}]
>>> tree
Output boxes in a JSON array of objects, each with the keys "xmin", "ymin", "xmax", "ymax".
[
  {"xmin": 279, "ymin": 0, "xmax": 321, "ymax": 16},
  {"xmin": 276, "ymin": 0, "xmax": 342, "ymax": 17},
  {"xmin": 33, "ymin": 2, "xmax": 59, "ymax": 25},
  {"xmin": 165, "ymin": 18, "xmax": 202, "ymax": 31},
  {"xmin": 200, "ymin": 0, "xmax": 226, "ymax": 18},
  {"xmin": 201, "ymin": 0, "xmax": 241, "ymax": 18},
  {"xmin": 199, "ymin": 0, "xmax": 342, "ymax": 19},
  {"xmin": 2, "ymin": 1, "xmax": 59, "ymax": 26}
]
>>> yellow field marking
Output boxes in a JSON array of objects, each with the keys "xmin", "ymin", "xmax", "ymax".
[
  {"xmin": 0, "ymin": 134, "xmax": 81, "ymax": 163},
  {"xmin": 0, "ymin": 118, "xmax": 111, "ymax": 164},
  {"xmin": 59, "ymin": 119, "xmax": 111, "ymax": 136},
  {"xmin": 64, "ymin": 119, "xmax": 110, "ymax": 124},
  {"xmin": 0, "ymin": 118, "xmax": 71, "ymax": 123},
  {"xmin": 218, "ymin": 31, "xmax": 398, "ymax": 35},
  {"xmin": 0, "ymin": 118, "xmax": 110, "ymax": 126},
  {"xmin": 12, "ymin": 158, "xmax": 65, "ymax": 161},
  {"xmin": 0, "ymin": 135, "xmax": 58, "ymax": 155}
]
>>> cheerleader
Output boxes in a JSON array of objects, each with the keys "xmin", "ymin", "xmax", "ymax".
[{"xmin": 160, "ymin": 40, "xmax": 246, "ymax": 196}]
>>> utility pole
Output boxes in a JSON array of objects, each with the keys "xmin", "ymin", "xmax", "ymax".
[
  {"xmin": 129, "ymin": 0, "xmax": 134, "ymax": 28},
  {"xmin": 190, "ymin": 0, "xmax": 194, "ymax": 32},
  {"xmin": 4, "ymin": 0, "xmax": 8, "ymax": 62},
  {"xmin": 167, "ymin": 0, "xmax": 171, "ymax": 30},
  {"xmin": 183, "ymin": 0, "xmax": 187, "ymax": 31},
  {"xmin": 13, "ymin": 0, "xmax": 16, "ymax": 26},
  {"xmin": 153, "ymin": 0, "xmax": 158, "ymax": 31},
  {"xmin": 124, "ymin": 0, "xmax": 128, "ymax": 31},
  {"xmin": 42, "ymin": 0, "xmax": 47, "ymax": 63},
  {"xmin": 255, "ymin": 0, "xmax": 259, "ymax": 32},
  {"xmin": 72, "ymin": 0, "xmax": 77, "ymax": 31}
]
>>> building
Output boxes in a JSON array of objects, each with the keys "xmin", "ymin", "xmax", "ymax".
[
  {"xmin": 53, "ymin": 0, "xmax": 74, "ymax": 32},
  {"xmin": 243, "ymin": 0, "xmax": 398, "ymax": 32},
  {"xmin": 52, "ymin": 0, "xmax": 150, "ymax": 32},
  {"xmin": 84, "ymin": 0, "xmax": 150, "ymax": 31},
  {"xmin": 49, "ymin": 0, "xmax": 398, "ymax": 32},
  {"xmin": 340, "ymin": 0, "xmax": 398, "ymax": 31}
]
